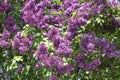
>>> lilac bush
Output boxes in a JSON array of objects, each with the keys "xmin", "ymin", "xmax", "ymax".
[{"xmin": 0, "ymin": 0, "xmax": 120, "ymax": 80}]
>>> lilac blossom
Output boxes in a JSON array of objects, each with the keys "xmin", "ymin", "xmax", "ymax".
[
  {"xmin": 56, "ymin": 42, "xmax": 73, "ymax": 57},
  {"xmin": 36, "ymin": 43, "xmax": 49, "ymax": 55},
  {"xmin": 80, "ymin": 32, "xmax": 120, "ymax": 58},
  {"xmin": 85, "ymin": 58, "xmax": 101, "ymax": 71},
  {"xmin": 49, "ymin": 75, "xmax": 58, "ymax": 80},
  {"xmin": 56, "ymin": 64, "xmax": 74, "ymax": 75},
  {"xmin": 0, "ymin": 30, "xmax": 11, "ymax": 48},
  {"xmin": 75, "ymin": 53, "xmax": 87, "ymax": 68},
  {"xmin": 18, "ymin": 66, "xmax": 24, "ymax": 73},
  {"xmin": 46, "ymin": 27, "xmax": 60, "ymax": 39},
  {"xmin": 21, "ymin": 0, "xmax": 52, "ymax": 29},
  {"xmin": 2, "ymin": 15, "xmax": 18, "ymax": 34},
  {"xmin": 35, "ymin": 63, "xmax": 41, "ymax": 69},
  {"xmin": 0, "ymin": 39, "xmax": 11, "ymax": 48},
  {"xmin": 2, "ymin": 30, "xmax": 10, "ymax": 40},
  {"xmin": 13, "ymin": 32, "xmax": 33, "ymax": 54},
  {"xmin": 109, "ymin": 0, "xmax": 119, "ymax": 7},
  {"xmin": 0, "ymin": 1, "xmax": 11, "ymax": 14}
]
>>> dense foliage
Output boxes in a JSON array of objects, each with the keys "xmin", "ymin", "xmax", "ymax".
[{"xmin": 0, "ymin": 0, "xmax": 120, "ymax": 80}]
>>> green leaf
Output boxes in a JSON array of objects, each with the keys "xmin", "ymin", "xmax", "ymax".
[
  {"xmin": 13, "ymin": 56, "xmax": 23, "ymax": 62},
  {"xmin": 21, "ymin": 31, "xmax": 29, "ymax": 38},
  {"xmin": 51, "ymin": 11, "xmax": 58, "ymax": 16}
]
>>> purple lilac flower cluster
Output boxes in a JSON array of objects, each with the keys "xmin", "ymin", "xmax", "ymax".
[
  {"xmin": 35, "ymin": 63, "xmax": 41, "ymax": 69},
  {"xmin": 111, "ymin": 17, "xmax": 120, "ymax": 28},
  {"xmin": 108, "ymin": 0, "xmax": 119, "ymax": 7},
  {"xmin": 2, "ymin": 15, "xmax": 18, "ymax": 34},
  {"xmin": 93, "ymin": 0, "xmax": 119, "ymax": 15},
  {"xmin": 0, "ymin": 30, "xmax": 11, "ymax": 48},
  {"xmin": 13, "ymin": 32, "xmax": 33, "ymax": 54},
  {"xmin": 17, "ymin": 65, "xmax": 24, "ymax": 73},
  {"xmin": 65, "ymin": 0, "xmax": 119, "ymax": 41},
  {"xmin": 0, "ymin": 0, "xmax": 119, "ymax": 79},
  {"xmin": 65, "ymin": 1, "xmax": 106, "ymax": 41},
  {"xmin": 36, "ymin": 43, "xmax": 74, "ymax": 75},
  {"xmin": 21, "ymin": 0, "xmax": 118, "ymax": 41},
  {"xmin": 0, "ymin": 15, "xmax": 18, "ymax": 48},
  {"xmin": 63, "ymin": 0, "xmax": 79, "ymax": 16},
  {"xmin": 49, "ymin": 75, "xmax": 58, "ymax": 80},
  {"xmin": 21, "ymin": 0, "xmax": 51, "ymax": 29},
  {"xmin": 0, "ymin": 1, "xmax": 17, "ymax": 48},
  {"xmin": 80, "ymin": 33, "xmax": 120, "ymax": 58},
  {"xmin": 92, "ymin": 2, "xmax": 106, "ymax": 15},
  {"xmin": 46, "ymin": 27, "xmax": 73, "ymax": 57},
  {"xmin": 21, "ymin": 0, "xmax": 66, "ymax": 28},
  {"xmin": 56, "ymin": 63, "xmax": 74, "ymax": 75},
  {"xmin": 0, "ymin": 1, "xmax": 12, "ymax": 14},
  {"xmin": 94, "ymin": 0, "xmax": 107, "ymax": 5},
  {"xmin": 75, "ymin": 53, "xmax": 101, "ymax": 71},
  {"xmin": 65, "ymin": 2, "xmax": 90, "ymax": 40},
  {"xmin": 36, "ymin": 43, "xmax": 49, "ymax": 60}
]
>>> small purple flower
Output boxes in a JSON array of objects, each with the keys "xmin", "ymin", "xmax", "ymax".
[
  {"xmin": 43, "ymin": 15, "xmax": 51, "ymax": 22},
  {"xmin": 2, "ymin": 15, "xmax": 18, "ymax": 33},
  {"xmin": 72, "ymin": 3, "xmax": 79, "ymax": 9},
  {"xmin": 77, "ymin": 17, "xmax": 87, "ymax": 26},
  {"xmin": 52, "ymin": 4, "xmax": 61, "ymax": 10},
  {"xmin": 41, "ymin": 55, "xmax": 64, "ymax": 69},
  {"xmin": 111, "ymin": 17, "xmax": 120, "ymax": 28},
  {"xmin": 46, "ymin": 27, "xmax": 60, "ymax": 39},
  {"xmin": 37, "ymin": 54, "xmax": 48, "ymax": 61},
  {"xmin": 75, "ymin": 53, "xmax": 87, "ymax": 68},
  {"xmin": 64, "ymin": 7, "xmax": 74, "ymax": 16},
  {"xmin": 56, "ymin": 42, "xmax": 73, "ymax": 57},
  {"xmin": 86, "ymin": 43, "xmax": 95, "ymax": 53},
  {"xmin": 37, "ymin": 43, "xmax": 48, "ymax": 55},
  {"xmin": 0, "ymin": 39, "xmax": 11, "ymax": 48},
  {"xmin": 18, "ymin": 66, "xmax": 24, "ymax": 73},
  {"xmin": 114, "ymin": 50, "xmax": 120, "ymax": 57},
  {"xmin": 35, "ymin": 63, "xmax": 41, "ymax": 69},
  {"xmin": 73, "ymin": 0, "xmax": 79, "ymax": 3},
  {"xmin": 21, "ymin": 38, "xmax": 32, "ymax": 47},
  {"xmin": 49, "ymin": 75, "xmax": 58, "ymax": 80},
  {"xmin": 18, "ymin": 46, "xmax": 27, "ymax": 54},
  {"xmin": 43, "ymin": 56, "xmax": 58, "ymax": 69},
  {"xmin": 103, "ymin": 43, "xmax": 117, "ymax": 58},
  {"xmin": 65, "ymin": 32, "xmax": 76, "ymax": 41},
  {"xmin": 0, "ymin": 1, "xmax": 11, "ymax": 14},
  {"xmin": 52, "ymin": 35, "xmax": 63, "ymax": 49},
  {"xmin": 64, "ymin": 64, "xmax": 74, "ymax": 74},
  {"xmin": 56, "ymin": 65, "xmax": 66, "ymax": 75},
  {"xmin": 13, "ymin": 32, "xmax": 33, "ymax": 54},
  {"xmin": 80, "ymin": 33, "xmax": 97, "ymax": 53},
  {"xmin": 51, "ymin": 15, "xmax": 63, "ymax": 24},
  {"xmin": 85, "ymin": 58, "xmax": 101, "ymax": 71},
  {"xmin": 2, "ymin": 30, "xmax": 10, "ymax": 40},
  {"xmin": 109, "ymin": 0, "xmax": 119, "ymax": 7},
  {"xmin": 94, "ymin": 0, "xmax": 107, "ymax": 5}
]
